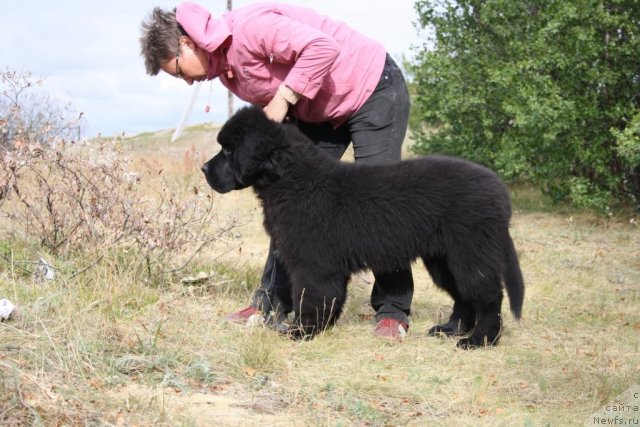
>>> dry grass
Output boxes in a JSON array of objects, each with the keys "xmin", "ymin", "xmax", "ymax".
[{"xmin": 0, "ymin": 125, "xmax": 639, "ymax": 426}]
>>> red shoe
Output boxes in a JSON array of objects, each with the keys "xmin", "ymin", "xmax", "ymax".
[
  {"xmin": 374, "ymin": 318, "xmax": 408, "ymax": 342},
  {"xmin": 226, "ymin": 305, "xmax": 259, "ymax": 324}
]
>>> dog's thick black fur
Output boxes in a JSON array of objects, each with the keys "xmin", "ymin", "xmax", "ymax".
[{"xmin": 202, "ymin": 106, "xmax": 525, "ymax": 348}]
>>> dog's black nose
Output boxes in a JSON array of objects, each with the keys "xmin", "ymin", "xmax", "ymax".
[{"xmin": 201, "ymin": 163, "xmax": 209, "ymax": 174}]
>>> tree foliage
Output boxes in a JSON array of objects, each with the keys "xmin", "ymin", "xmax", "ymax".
[{"xmin": 410, "ymin": 0, "xmax": 640, "ymax": 209}]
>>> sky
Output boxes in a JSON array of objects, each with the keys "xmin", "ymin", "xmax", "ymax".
[{"xmin": 1, "ymin": 1, "xmax": 424, "ymax": 139}]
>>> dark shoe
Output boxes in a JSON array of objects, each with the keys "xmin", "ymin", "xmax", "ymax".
[
  {"xmin": 374, "ymin": 318, "xmax": 408, "ymax": 342},
  {"xmin": 226, "ymin": 305, "xmax": 259, "ymax": 324}
]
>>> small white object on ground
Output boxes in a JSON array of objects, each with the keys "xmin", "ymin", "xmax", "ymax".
[
  {"xmin": 0, "ymin": 298, "xmax": 16, "ymax": 320},
  {"xmin": 33, "ymin": 257, "xmax": 56, "ymax": 281}
]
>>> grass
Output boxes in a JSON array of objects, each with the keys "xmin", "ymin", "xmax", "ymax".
[{"xmin": 0, "ymin": 124, "xmax": 639, "ymax": 426}]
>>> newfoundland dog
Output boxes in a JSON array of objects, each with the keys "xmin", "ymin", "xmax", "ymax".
[{"xmin": 202, "ymin": 106, "xmax": 524, "ymax": 348}]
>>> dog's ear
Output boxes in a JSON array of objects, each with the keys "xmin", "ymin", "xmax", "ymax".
[
  {"xmin": 254, "ymin": 145, "xmax": 286, "ymax": 187},
  {"xmin": 234, "ymin": 108, "xmax": 288, "ymax": 187}
]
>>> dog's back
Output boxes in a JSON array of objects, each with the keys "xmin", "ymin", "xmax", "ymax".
[{"xmin": 289, "ymin": 151, "xmax": 512, "ymax": 233}]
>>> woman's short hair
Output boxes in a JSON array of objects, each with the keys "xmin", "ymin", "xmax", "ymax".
[{"xmin": 139, "ymin": 7, "xmax": 185, "ymax": 75}]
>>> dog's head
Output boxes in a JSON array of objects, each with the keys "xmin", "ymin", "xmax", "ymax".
[{"xmin": 201, "ymin": 106, "xmax": 288, "ymax": 193}]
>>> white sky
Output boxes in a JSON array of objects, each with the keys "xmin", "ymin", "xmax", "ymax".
[{"xmin": 1, "ymin": 1, "xmax": 424, "ymax": 138}]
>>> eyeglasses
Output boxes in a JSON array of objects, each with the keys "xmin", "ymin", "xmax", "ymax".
[{"xmin": 175, "ymin": 44, "xmax": 183, "ymax": 79}]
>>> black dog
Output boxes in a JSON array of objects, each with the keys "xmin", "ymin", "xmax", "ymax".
[{"xmin": 202, "ymin": 106, "xmax": 524, "ymax": 348}]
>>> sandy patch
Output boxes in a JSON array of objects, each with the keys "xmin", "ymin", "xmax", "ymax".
[{"xmin": 110, "ymin": 383, "xmax": 299, "ymax": 426}]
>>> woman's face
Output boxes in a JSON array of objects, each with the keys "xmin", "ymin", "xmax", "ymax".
[{"xmin": 161, "ymin": 36, "xmax": 209, "ymax": 85}]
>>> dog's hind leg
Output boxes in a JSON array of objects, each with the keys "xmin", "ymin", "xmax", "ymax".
[
  {"xmin": 423, "ymin": 257, "xmax": 475, "ymax": 337},
  {"xmin": 288, "ymin": 271, "xmax": 349, "ymax": 340},
  {"xmin": 455, "ymin": 272, "xmax": 504, "ymax": 349}
]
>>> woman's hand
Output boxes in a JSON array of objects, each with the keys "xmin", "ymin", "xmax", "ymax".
[
  {"xmin": 263, "ymin": 91, "xmax": 289, "ymax": 123},
  {"xmin": 264, "ymin": 84, "xmax": 300, "ymax": 123}
]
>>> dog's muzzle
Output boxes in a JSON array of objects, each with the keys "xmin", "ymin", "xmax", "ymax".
[{"xmin": 201, "ymin": 154, "xmax": 246, "ymax": 194}]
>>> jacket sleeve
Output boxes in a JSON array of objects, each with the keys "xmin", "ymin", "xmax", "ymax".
[{"xmin": 239, "ymin": 11, "xmax": 340, "ymax": 100}]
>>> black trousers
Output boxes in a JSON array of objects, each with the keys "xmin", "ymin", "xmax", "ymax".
[{"xmin": 252, "ymin": 54, "xmax": 414, "ymax": 325}]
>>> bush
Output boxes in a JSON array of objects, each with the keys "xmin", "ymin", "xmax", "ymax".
[{"xmin": 0, "ymin": 70, "xmax": 237, "ymax": 278}]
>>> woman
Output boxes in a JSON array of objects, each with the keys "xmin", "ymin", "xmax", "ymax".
[{"xmin": 140, "ymin": 1, "xmax": 414, "ymax": 341}]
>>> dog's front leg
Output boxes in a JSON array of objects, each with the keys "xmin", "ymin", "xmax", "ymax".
[{"xmin": 287, "ymin": 272, "xmax": 348, "ymax": 340}]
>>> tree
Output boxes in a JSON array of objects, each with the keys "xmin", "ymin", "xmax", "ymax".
[{"xmin": 410, "ymin": 0, "xmax": 640, "ymax": 209}]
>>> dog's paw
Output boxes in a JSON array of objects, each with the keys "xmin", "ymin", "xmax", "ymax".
[
  {"xmin": 428, "ymin": 324, "xmax": 458, "ymax": 337},
  {"xmin": 456, "ymin": 338, "xmax": 478, "ymax": 349},
  {"xmin": 428, "ymin": 320, "xmax": 470, "ymax": 337},
  {"xmin": 263, "ymin": 312, "xmax": 290, "ymax": 334},
  {"xmin": 286, "ymin": 328, "xmax": 313, "ymax": 341},
  {"xmin": 285, "ymin": 324, "xmax": 319, "ymax": 341},
  {"xmin": 456, "ymin": 334, "xmax": 499, "ymax": 349}
]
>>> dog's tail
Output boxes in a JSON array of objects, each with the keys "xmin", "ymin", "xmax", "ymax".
[{"xmin": 504, "ymin": 236, "xmax": 525, "ymax": 319}]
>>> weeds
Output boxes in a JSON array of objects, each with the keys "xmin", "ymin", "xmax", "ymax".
[{"xmin": 0, "ymin": 137, "xmax": 236, "ymax": 280}]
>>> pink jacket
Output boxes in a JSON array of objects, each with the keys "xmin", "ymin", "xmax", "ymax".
[{"xmin": 176, "ymin": 2, "xmax": 387, "ymax": 127}]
